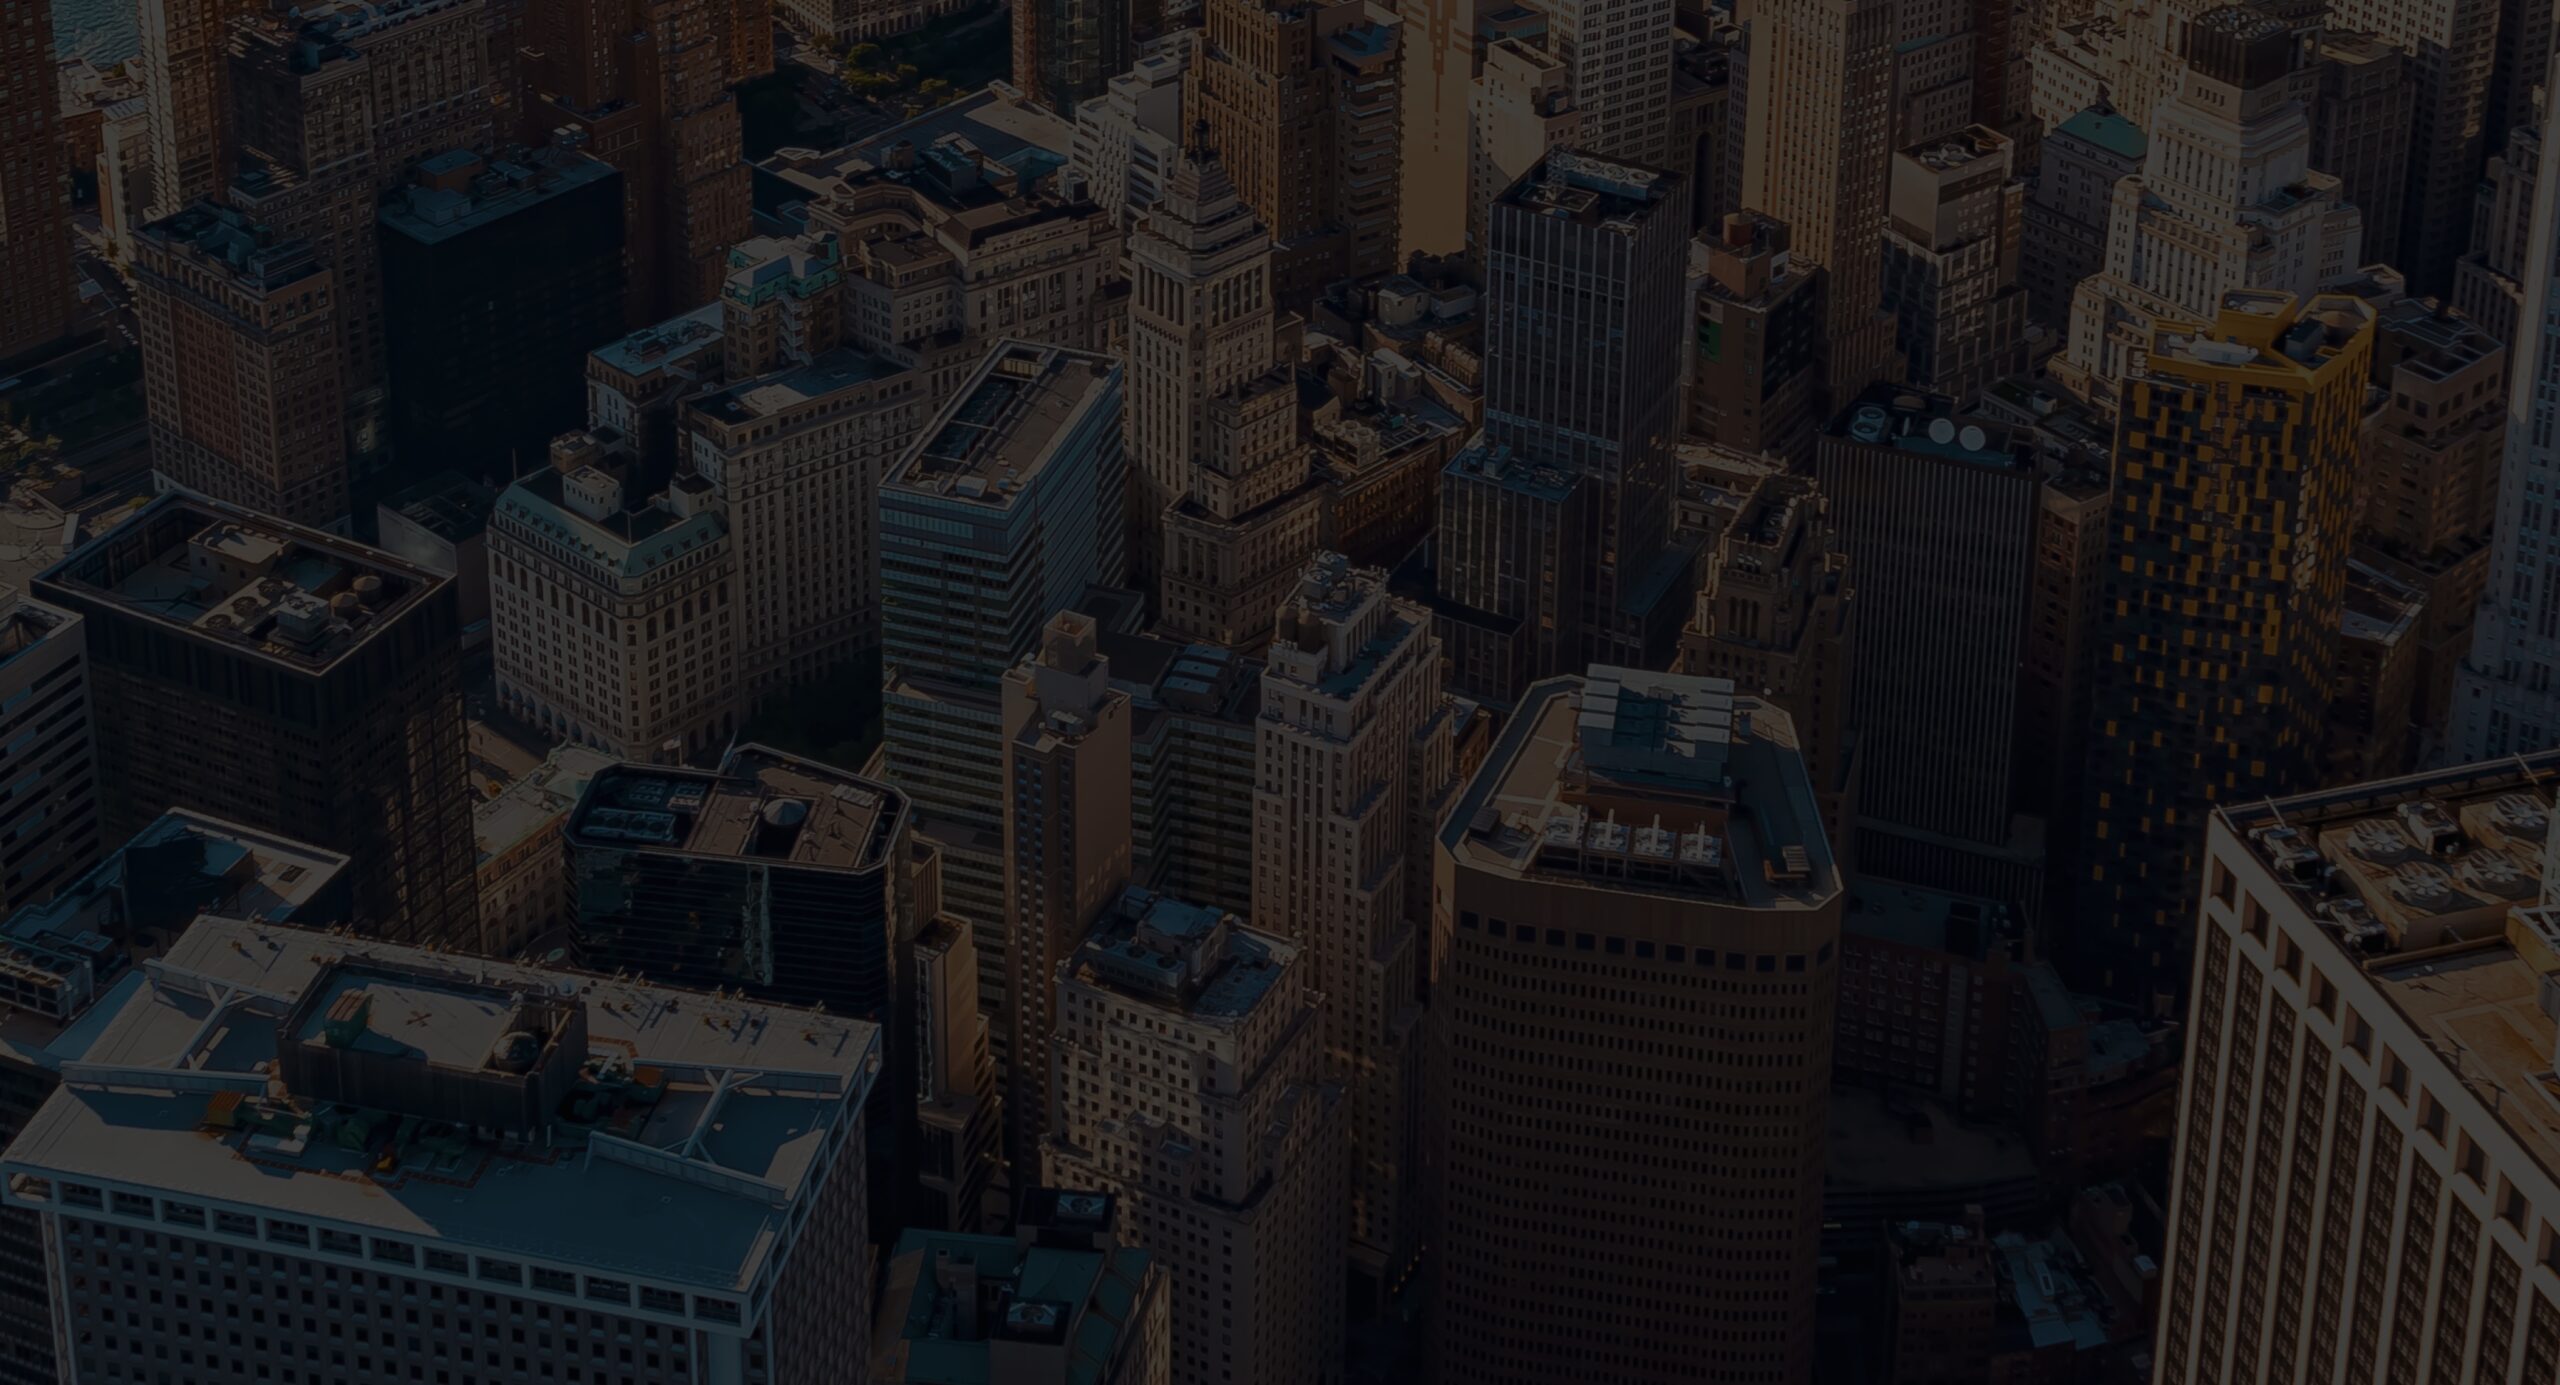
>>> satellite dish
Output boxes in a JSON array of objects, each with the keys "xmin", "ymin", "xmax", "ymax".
[
  {"xmin": 1928, "ymin": 418, "xmax": 1957, "ymax": 445},
  {"xmin": 1959, "ymin": 425, "xmax": 1988, "ymax": 452}
]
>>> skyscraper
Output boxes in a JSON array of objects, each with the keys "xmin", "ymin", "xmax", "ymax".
[
  {"xmin": 2457, "ymin": 56, "xmax": 2560, "ymax": 759},
  {"xmin": 1881, "ymin": 124, "xmax": 2029, "ymax": 404},
  {"xmin": 0, "ymin": 0, "xmax": 72, "ymax": 365},
  {"xmin": 2158, "ymin": 755, "xmax": 2560, "ymax": 1384},
  {"xmin": 34, "ymin": 495, "xmax": 476, "ymax": 945},
  {"xmin": 0, "ymin": 601, "xmax": 100, "ymax": 916},
  {"xmin": 0, "ymin": 915, "xmax": 880, "ymax": 1384},
  {"xmin": 2326, "ymin": 0, "xmax": 2502, "ymax": 294},
  {"xmin": 1466, "ymin": 39, "xmax": 1582, "ymax": 262},
  {"xmin": 1013, "ymin": 0, "xmax": 1129, "ymax": 116},
  {"xmin": 1253, "ymin": 553, "xmax": 1452, "ymax": 1299},
  {"xmin": 1042, "ymin": 888, "xmax": 1346, "ymax": 1385},
  {"xmin": 1687, "ymin": 211, "xmax": 1824, "ymax": 463},
  {"xmin": 1740, "ymin": 0, "xmax": 1900, "ymax": 394},
  {"xmin": 135, "ymin": 0, "xmax": 257, "ymax": 219},
  {"xmin": 1430, "ymin": 668, "xmax": 1840, "ymax": 1384},
  {"xmin": 1540, "ymin": 0, "xmax": 1674, "ymax": 167},
  {"xmin": 2080, "ymin": 290, "xmax": 2374, "ymax": 1008}
]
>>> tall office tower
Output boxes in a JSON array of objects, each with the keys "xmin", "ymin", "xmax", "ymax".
[
  {"xmin": 2061, "ymin": 7, "xmax": 2361, "ymax": 414},
  {"xmin": 1816, "ymin": 390, "xmax": 2040, "ymax": 895},
  {"xmin": 33, "ymin": 494, "xmax": 475, "ymax": 945},
  {"xmin": 228, "ymin": 0, "xmax": 498, "ymax": 429},
  {"xmin": 1431, "ymin": 440, "xmax": 1583, "ymax": 703},
  {"xmin": 1675, "ymin": 474, "xmax": 1858, "ymax": 842},
  {"xmin": 2311, "ymin": 32, "xmax": 2412, "ymax": 277},
  {"xmin": 1253, "ymin": 554, "xmax": 1450, "ymax": 1298},
  {"xmin": 380, "ymin": 146, "xmax": 628, "ymax": 489},
  {"xmin": 0, "ymin": 813, "xmax": 348, "ymax": 1385},
  {"xmin": 524, "ymin": 0, "xmax": 750, "ymax": 324},
  {"xmin": 1113, "ymin": 632, "xmax": 1262, "ymax": 916},
  {"xmin": 2016, "ymin": 453, "xmax": 2111, "ymax": 834},
  {"xmin": 1892, "ymin": 0, "xmax": 1980, "ymax": 149},
  {"xmin": 136, "ymin": 0, "xmax": 256, "ymax": 219},
  {"xmin": 1013, "ymin": 0, "xmax": 1129, "ymax": 116},
  {"xmin": 2457, "ymin": 59, "xmax": 2560, "ymax": 758},
  {"xmin": 1881, "ymin": 125, "xmax": 2028, "ymax": 404},
  {"xmin": 2157, "ymin": 757, "xmax": 2560, "ymax": 1385},
  {"xmin": 1469, "ymin": 150, "xmax": 1694, "ymax": 673},
  {"xmin": 131, "ymin": 206, "xmax": 348, "ymax": 530},
  {"xmin": 879, "ymin": 343, "xmax": 1126, "ymax": 1093},
  {"xmin": 491, "ymin": 435, "xmax": 742, "ymax": 758},
  {"xmin": 2019, "ymin": 104, "xmax": 2142, "ymax": 331},
  {"xmin": 1687, "ymin": 210, "xmax": 1823, "ymax": 463},
  {"xmin": 0, "ymin": 602, "xmax": 99, "ymax": 915},
  {"xmin": 1540, "ymin": 0, "xmax": 1673, "ymax": 168},
  {"xmin": 1044, "ymin": 888, "xmax": 1346, "ymax": 1385},
  {"xmin": 1670, "ymin": 31, "xmax": 1735, "ymax": 230},
  {"xmin": 905, "ymin": 843, "xmax": 1003, "ymax": 1232},
  {"xmin": 1190, "ymin": 0, "xmax": 1403, "ymax": 307},
  {"xmin": 1740, "ymin": 0, "xmax": 1898, "ymax": 395},
  {"xmin": 0, "ymin": 0, "xmax": 70, "ymax": 365},
  {"xmin": 1466, "ymin": 39, "xmax": 1581, "ymax": 263},
  {"xmin": 2326, "ymin": 0, "xmax": 2499, "ymax": 294},
  {"xmin": 97, "ymin": 96, "xmax": 154, "ymax": 264},
  {"xmin": 2357, "ymin": 300, "xmax": 2504, "ymax": 754},
  {"xmin": 2455, "ymin": 91, "xmax": 2544, "ymax": 354},
  {"xmin": 1069, "ymin": 48, "xmax": 1188, "ymax": 228},
  {"xmin": 682, "ymin": 348, "xmax": 927, "ymax": 702},
  {"xmin": 874, "ymin": 1192, "xmax": 1170, "ymax": 1382},
  {"xmin": 998, "ymin": 613, "xmax": 1134, "ymax": 1185},
  {"xmin": 1392, "ymin": 0, "xmax": 1477, "ymax": 257},
  {"xmin": 1430, "ymin": 668, "xmax": 1841, "ymax": 1385},
  {"xmin": 2080, "ymin": 290, "xmax": 2374, "ymax": 1007},
  {"xmin": 0, "ymin": 916, "xmax": 881, "ymax": 1385},
  {"xmin": 2494, "ymin": 0, "xmax": 2559, "ymax": 141},
  {"xmin": 1122, "ymin": 144, "xmax": 1293, "ymax": 598}
]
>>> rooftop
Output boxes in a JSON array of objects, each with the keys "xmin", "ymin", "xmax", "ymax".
[
  {"xmin": 1441, "ymin": 670, "xmax": 1838, "ymax": 911},
  {"xmin": 591, "ymin": 302, "xmax": 724, "ymax": 381},
  {"xmin": 380, "ymin": 147, "xmax": 617, "ymax": 244},
  {"xmin": 38, "ymin": 496, "xmax": 438, "ymax": 673},
  {"xmin": 2053, "ymin": 105, "xmax": 2146, "ymax": 162},
  {"xmin": 378, "ymin": 471, "xmax": 497, "ymax": 544},
  {"xmin": 140, "ymin": 203, "xmax": 322, "ymax": 291},
  {"xmin": 568, "ymin": 744, "xmax": 904, "ymax": 876},
  {"xmin": 1825, "ymin": 385, "xmax": 2034, "ymax": 470},
  {"xmin": 875, "ymin": 1196, "xmax": 1156, "ymax": 1385},
  {"xmin": 1500, "ymin": 149, "xmax": 1677, "ymax": 229},
  {"xmin": 1844, "ymin": 879, "xmax": 2021, "ymax": 958},
  {"xmin": 690, "ymin": 349, "xmax": 907, "ymax": 428},
  {"xmin": 887, "ymin": 342, "xmax": 1116, "ymax": 506},
  {"xmin": 1066, "ymin": 888, "xmax": 1296, "ymax": 1021},
  {"xmin": 475, "ymin": 745, "xmax": 617, "ymax": 870},
  {"xmin": 494, "ymin": 465, "xmax": 721, "ymax": 581},
  {"xmin": 2, "ymin": 915, "xmax": 879, "ymax": 1293},
  {"xmin": 2149, "ymin": 291, "xmax": 2373, "ymax": 377},
  {"xmin": 2220, "ymin": 752, "xmax": 2560, "ymax": 1178}
]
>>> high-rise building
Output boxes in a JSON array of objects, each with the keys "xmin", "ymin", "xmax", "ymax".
[
  {"xmin": 1253, "ymin": 553, "xmax": 1451, "ymax": 1298},
  {"xmin": 524, "ymin": 0, "xmax": 750, "ymax": 323},
  {"xmin": 1453, "ymin": 150, "xmax": 1695, "ymax": 678},
  {"xmin": 2310, "ymin": 32, "xmax": 2412, "ymax": 277},
  {"xmin": 998, "ymin": 612, "xmax": 1133, "ymax": 1185},
  {"xmin": 878, "ymin": 342, "xmax": 1126, "ymax": 1088},
  {"xmin": 871, "ymin": 1191, "xmax": 1169, "ymax": 1383},
  {"xmin": 1891, "ymin": 0, "xmax": 1982, "ymax": 150},
  {"xmin": 2453, "ymin": 88, "xmax": 2544, "ymax": 353},
  {"xmin": 2157, "ymin": 755, "xmax": 2560, "ymax": 1385},
  {"xmin": 2079, "ymin": 290, "xmax": 2374, "ymax": 1008},
  {"xmin": 904, "ymin": 843, "xmax": 1002, "ymax": 1233},
  {"xmin": 136, "ymin": 0, "xmax": 257, "ymax": 219},
  {"xmin": 0, "ymin": 601, "xmax": 100, "ymax": 918},
  {"xmin": 35, "ymin": 495, "xmax": 475, "ymax": 945},
  {"xmin": 1540, "ymin": 0, "xmax": 1674, "ymax": 168},
  {"xmin": 585, "ymin": 303, "xmax": 727, "ymax": 470},
  {"xmin": 131, "ymin": 205, "xmax": 348, "ymax": 530},
  {"xmin": 1111, "ymin": 631, "xmax": 1263, "ymax": 917},
  {"xmin": 1739, "ymin": 0, "xmax": 1900, "ymax": 395},
  {"xmin": 1068, "ymin": 48, "xmax": 1188, "ymax": 228},
  {"xmin": 1466, "ymin": 39, "xmax": 1582, "ymax": 266},
  {"xmin": 0, "ymin": 813, "xmax": 348, "ymax": 1385},
  {"xmin": 1816, "ymin": 390, "xmax": 2040, "ymax": 877},
  {"xmin": 1043, "ymin": 887, "xmax": 1346, "ymax": 1385},
  {"xmin": 471, "ymin": 742, "xmax": 614, "ymax": 959},
  {"xmin": 2060, "ymin": 6, "xmax": 2361, "ymax": 414},
  {"xmin": 0, "ymin": 915, "xmax": 880, "ymax": 1385},
  {"xmin": 2325, "ymin": 0, "xmax": 2501, "ymax": 294},
  {"xmin": 1882, "ymin": 124, "xmax": 2028, "ymax": 404},
  {"xmin": 379, "ymin": 145, "xmax": 628, "ymax": 489},
  {"xmin": 1012, "ymin": 0, "xmax": 1129, "ymax": 116},
  {"xmin": 1430, "ymin": 668, "xmax": 1840, "ymax": 1384},
  {"xmin": 2457, "ymin": 56, "xmax": 2560, "ymax": 759},
  {"xmin": 2019, "ymin": 104, "xmax": 2143, "ymax": 331},
  {"xmin": 1685, "ymin": 210, "xmax": 1823, "ymax": 463},
  {"xmin": 1190, "ymin": 0, "xmax": 1403, "ymax": 306},
  {"xmin": 490, "ymin": 435, "xmax": 741, "ymax": 760},
  {"xmin": 0, "ymin": 0, "xmax": 71, "ymax": 365},
  {"xmin": 1392, "ymin": 0, "xmax": 1483, "ymax": 258}
]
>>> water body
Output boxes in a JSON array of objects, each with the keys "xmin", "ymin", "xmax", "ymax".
[{"xmin": 54, "ymin": 0, "xmax": 140, "ymax": 67}]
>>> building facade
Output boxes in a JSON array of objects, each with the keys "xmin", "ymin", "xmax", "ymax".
[{"xmin": 0, "ymin": 0, "xmax": 71, "ymax": 365}]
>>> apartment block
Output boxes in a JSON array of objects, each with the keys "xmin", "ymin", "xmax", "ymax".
[
  {"xmin": 1431, "ymin": 668, "xmax": 1841, "ymax": 1383},
  {"xmin": 132, "ymin": 206, "xmax": 347, "ymax": 530},
  {"xmin": 0, "ymin": 916, "xmax": 880, "ymax": 1384},
  {"xmin": 2158, "ymin": 756, "xmax": 2560, "ymax": 1384},
  {"xmin": 35, "ymin": 495, "xmax": 474, "ymax": 945},
  {"xmin": 1882, "ymin": 125, "xmax": 2028, "ymax": 404},
  {"xmin": 490, "ymin": 437, "xmax": 741, "ymax": 760},
  {"xmin": 1043, "ymin": 888, "xmax": 1346, "ymax": 1385}
]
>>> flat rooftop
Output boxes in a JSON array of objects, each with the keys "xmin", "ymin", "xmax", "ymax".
[
  {"xmin": 2, "ymin": 916, "xmax": 880, "ymax": 1294},
  {"xmin": 494, "ymin": 466, "xmax": 718, "ymax": 579},
  {"xmin": 1441, "ymin": 670, "xmax": 1838, "ymax": 911},
  {"xmin": 379, "ymin": 470, "xmax": 497, "ymax": 544},
  {"xmin": 591, "ymin": 302, "xmax": 723, "ymax": 380},
  {"xmin": 475, "ymin": 745, "xmax": 617, "ymax": 868},
  {"xmin": 380, "ymin": 148, "xmax": 616, "ymax": 244},
  {"xmin": 568, "ymin": 744, "xmax": 903, "ymax": 876},
  {"xmin": 1067, "ymin": 888, "xmax": 1296, "ymax": 1021},
  {"xmin": 888, "ymin": 343, "xmax": 1115, "ymax": 506},
  {"xmin": 1826, "ymin": 385, "xmax": 2034, "ymax": 469},
  {"xmin": 139, "ymin": 204, "xmax": 322, "ymax": 291},
  {"xmin": 691, "ymin": 348, "xmax": 907, "ymax": 427},
  {"xmin": 878, "ymin": 1214, "xmax": 1155, "ymax": 1385},
  {"xmin": 37, "ymin": 495, "xmax": 439, "ymax": 672},
  {"xmin": 1501, "ymin": 150, "xmax": 1676, "ymax": 228},
  {"xmin": 2220, "ymin": 752, "xmax": 2560, "ymax": 1179}
]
